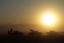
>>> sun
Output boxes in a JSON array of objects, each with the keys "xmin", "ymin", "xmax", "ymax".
[{"xmin": 42, "ymin": 13, "xmax": 56, "ymax": 25}]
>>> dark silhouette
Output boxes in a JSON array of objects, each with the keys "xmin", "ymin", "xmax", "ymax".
[
  {"xmin": 29, "ymin": 29, "xmax": 43, "ymax": 38},
  {"xmin": 8, "ymin": 28, "xmax": 24, "ymax": 37},
  {"xmin": 47, "ymin": 31, "xmax": 59, "ymax": 37},
  {"xmin": 0, "ymin": 28, "xmax": 64, "ymax": 43},
  {"xmin": 8, "ymin": 28, "xmax": 13, "ymax": 36},
  {"xmin": 28, "ymin": 28, "xmax": 34, "ymax": 31}
]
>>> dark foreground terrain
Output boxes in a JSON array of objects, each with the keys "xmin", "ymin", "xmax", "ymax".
[{"xmin": 0, "ymin": 28, "xmax": 64, "ymax": 43}]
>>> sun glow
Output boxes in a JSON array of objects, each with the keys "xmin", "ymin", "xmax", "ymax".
[{"xmin": 42, "ymin": 12, "xmax": 56, "ymax": 26}]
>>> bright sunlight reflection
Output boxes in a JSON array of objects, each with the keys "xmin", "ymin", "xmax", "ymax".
[{"xmin": 42, "ymin": 12, "xmax": 56, "ymax": 26}]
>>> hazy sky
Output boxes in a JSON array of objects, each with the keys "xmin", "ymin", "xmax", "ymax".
[{"xmin": 0, "ymin": 0, "xmax": 64, "ymax": 25}]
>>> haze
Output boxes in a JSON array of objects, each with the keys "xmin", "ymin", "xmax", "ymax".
[{"xmin": 0, "ymin": 0, "xmax": 64, "ymax": 34}]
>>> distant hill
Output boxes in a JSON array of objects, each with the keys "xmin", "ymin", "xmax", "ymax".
[{"xmin": 0, "ymin": 24, "xmax": 44, "ymax": 35}]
